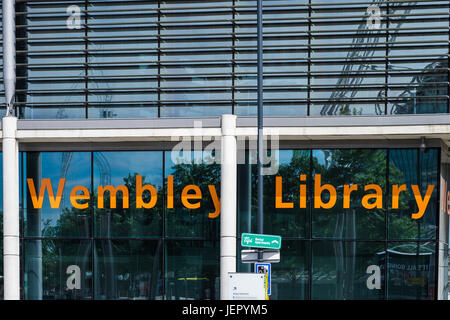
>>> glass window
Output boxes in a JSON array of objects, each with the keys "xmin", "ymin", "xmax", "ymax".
[
  {"xmin": 95, "ymin": 239, "xmax": 163, "ymax": 300},
  {"xmin": 311, "ymin": 241, "xmax": 385, "ymax": 300},
  {"xmin": 165, "ymin": 240, "xmax": 219, "ymax": 300},
  {"xmin": 388, "ymin": 149, "xmax": 438, "ymax": 240},
  {"xmin": 385, "ymin": 242, "xmax": 436, "ymax": 300},
  {"xmin": 238, "ymin": 150, "xmax": 310, "ymax": 238},
  {"xmin": 164, "ymin": 151, "xmax": 220, "ymax": 239},
  {"xmin": 24, "ymin": 239, "xmax": 92, "ymax": 300},
  {"xmin": 238, "ymin": 240, "xmax": 309, "ymax": 300},
  {"xmin": 93, "ymin": 151, "xmax": 163, "ymax": 238},
  {"xmin": 24, "ymin": 152, "xmax": 92, "ymax": 238},
  {"xmin": 312, "ymin": 149, "xmax": 387, "ymax": 239}
]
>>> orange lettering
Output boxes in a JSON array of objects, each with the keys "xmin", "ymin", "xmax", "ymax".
[
  {"xmin": 392, "ymin": 184, "xmax": 407, "ymax": 209},
  {"xmin": 314, "ymin": 174, "xmax": 336, "ymax": 209},
  {"xmin": 98, "ymin": 185, "xmax": 129, "ymax": 209},
  {"xmin": 343, "ymin": 184, "xmax": 358, "ymax": 209},
  {"xmin": 275, "ymin": 176, "xmax": 293, "ymax": 209},
  {"xmin": 70, "ymin": 185, "xmax": 90, "ymax": 210},
  {"xmin": 411, "ymin": 184, "xmax": 435, "ymax": 219},
  {"xmin": 208, "ymin": 185, "xmax": 220, "ymax": 218},
  {"xmin": 362, "ymin": 184, "xmax": 383, "ymax": 209},
  {"xmin": 136, "ymin": 175, "xmax": 157, "ymax": 209},
  {"xmin": 181, "ymin": 185, "xmax": 202, "ymax": 209},
  {"xmin": 27, "ymin": 178, "xmax": 65, "ymax": 209}
]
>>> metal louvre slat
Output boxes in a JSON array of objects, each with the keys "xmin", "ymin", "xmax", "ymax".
[{"xmin": 12, "ymin": 0, "xmax": 450, "ymax": 118}]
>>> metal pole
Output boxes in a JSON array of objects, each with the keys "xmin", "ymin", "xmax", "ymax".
[
  {"xmin": 3, "ymin": 0, "xmax": 16, "ymax": 116},
  {"xmin": 257, "ymin": 0, "xmax": 264, "ymax": 260},
  {"xmin": 220, "ymin": 114, "xmax": 237, "ymax": 300}
]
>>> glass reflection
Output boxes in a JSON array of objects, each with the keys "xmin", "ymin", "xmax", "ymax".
[
  {"xmin": 312, "ymin": 149, "xmax": 387, "ymax": 239},
  {"xmin": 95, "ymin": 239, "xmax": 163, "ymax": 300},
  {"xmin": 385, "ymin": 242, "xmax": 436, "ymax": 300},
  {"xmin": 389, "ymin": 149, "xmax": 438, "ymax": 240},
  {"xmin": 24, "ymin": 152, "xmax": 92, "ymax": 238},
  {"xmin": 238, "ymin": 150, "xmax": 310, "ymax": 237},
  {"xmin": 24, "ymin": 239, "xmax": 92, "ymax": 300},
  {"xmin": 93, "ymin": 152, "xmax": 163, "ymax": 238},
  {"xmin": 311, "ymin": 241, "xmax": 385, "ymax": 300},
  {"xmin": 165, "ymin": 151, "xmax": 220, "ymax": 238},
  {"xmin": 165, "ymin": 241, "xmax": 219, "ymax": 300}
]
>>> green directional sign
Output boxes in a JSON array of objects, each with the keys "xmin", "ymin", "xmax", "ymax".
[{"xmin": 241, "ymin": 233, "xmax": 282, "ymax": 250}]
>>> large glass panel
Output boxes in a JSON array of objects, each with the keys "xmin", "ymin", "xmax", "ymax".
[
  {"xmin": 312, "ymin": 149, "xmax": 387, "ymax": 239},
  {"xmin": 385, "ymin": 242, "xmax": 436, "ymax": 300},
  {"xmin": 165, "ymin": 151, "xmax": 220, "ymax": 239},
  {"xmin": 24, "ymin": 239, "xmax": 92, "ymax": 300},
  {"xmin": 93, "ymin": 151, "xmax": 163, "ymax": 238},
  {"xmin": 238, "ymin": 150, "xmax": 310, "ymax": 238},
  {"xmin": 237, "ymin": 240, "xmax": 309, "ymax": 300},
  {"xmin": 95, "ymin": 239, "xmax": 163, "ymax": 300},
  {"xmin": 311, "ymin": 241, "xmax": 385, "ymax": 300},
  {"xmin": 24, "ymin": 152, "xmax": 92, "ymax": 238},
  {"xmin": 388, "ymin": 149, "xmax": 438, "ymax": 240},
  {"xmin": 165, "ymin": 240, "xmax": 219, "ymax": 300}
]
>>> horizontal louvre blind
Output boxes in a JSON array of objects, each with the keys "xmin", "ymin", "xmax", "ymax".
[{"xmin": 11, "ymin": 0, "xmax": 450, "ymax": 118}]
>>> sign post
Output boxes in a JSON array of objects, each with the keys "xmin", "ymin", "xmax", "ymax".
[
  {"xmin": 241, "ymin": 249, "xmax": 280, "ymax": 263},
  {"xmin": 241, "ymin": 233, "xmax": 282, "ymax": 250},
  {"xmin": 255, "ymin": 263, "xmax": 271, "ymax": 296}
]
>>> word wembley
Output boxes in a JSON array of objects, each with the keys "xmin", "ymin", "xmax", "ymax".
[{"xmin": 27, "ymin": 174, "xmax": 434, "ymax": 220}]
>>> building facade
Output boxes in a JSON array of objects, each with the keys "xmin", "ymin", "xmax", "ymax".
[{"xmin": 0, "ymin": 0, "xmax": 449, "ymax": 300}]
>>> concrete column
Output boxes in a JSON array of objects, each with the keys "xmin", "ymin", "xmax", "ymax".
[
  {"xmin": 3, "ymin": 116, "xmax": 20, "ymax": 300},
  {"xmin": 220, "ymin": 114, "xmax": 237, "ymax": 300}
]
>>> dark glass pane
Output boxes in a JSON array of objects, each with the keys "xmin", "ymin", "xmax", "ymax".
[
  {"xmin": 165, "ymin": 151, "xmax": 220, "ymax": 239},
  {"xmin": 93, "ymin": 151, "xmax": 163, "ymax": 238},
  {"xmin": 24, "ymin": 152, "xmax": 92, "ymax": 238},
  {"xmin": 311, "ymin": 241, "xmax": 385, "ymax": 300},
  {"xmin": 386, "ymin": 242, "xmax": 436, "ymax": 300},
  {"xmin": 388, "ymin": 149, "xmax": 438, "ymax": 240},
  {"xmin": 312, "ymin": 149, "xmax": 387, "ymax": 239},
  {"xmin": 24, "ymin": 239, "xmax": 92, "ymax": 300},
  {"xmin": 95, "ymin": 239, "xmax": 163, "ymax": 300},
  {"xmin": 165, "ymin": 240, "xmax": 219, "ymax": 300}
]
